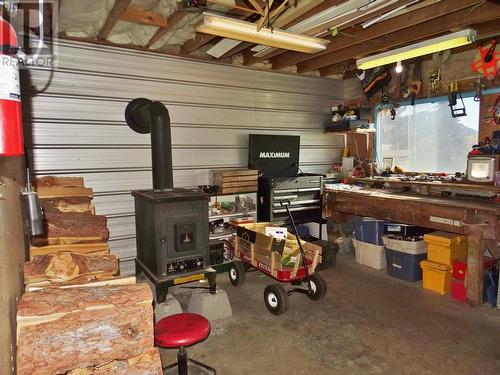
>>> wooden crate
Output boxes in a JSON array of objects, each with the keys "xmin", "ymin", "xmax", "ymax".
[{"xmin": 212, "ymin": 169, "xmax": 258, "ymax": 194}]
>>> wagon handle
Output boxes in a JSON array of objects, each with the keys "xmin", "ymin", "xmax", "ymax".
[{"xmin": 280, "ymin": 200, "xmax": 313, "ymax": 295}]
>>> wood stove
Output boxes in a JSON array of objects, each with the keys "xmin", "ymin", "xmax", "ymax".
[{"xmin": 125, "ymin": 98, "xmax": 215, "ymax": 302}]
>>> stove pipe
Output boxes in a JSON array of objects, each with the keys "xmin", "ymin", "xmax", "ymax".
[{"xmin": 125, "ymin": 98, "xmax": 173, "ymax": 191}]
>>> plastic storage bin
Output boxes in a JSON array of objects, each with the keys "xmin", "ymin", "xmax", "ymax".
[
  {"xmin": 353, "ymin": 239, "xmax": 386, "ymax": 270},
  {"xmin": 451, "ymin": 279, "xmax": 467, "ymax": 303},
  {"xmin": 420, "ymin": 260, "xmax": 452, "ymax": 295},
  {"xmin": 384, "ymin": 223, "xmax": 433, "ymax": 237},
  {"xmin": 383, "ymin": 235, "xmax": 427, "ymax": 282},
  {"xmin": 423, "ymin": 232, "xmax": 467, "ymax": 266},
  {"xmin": 452, "ymin": 257, "xmax": 494, "ymax": 281},
  {"xmin": 353, "ymin": 217, "xmax": 389, "ymax": 246}
]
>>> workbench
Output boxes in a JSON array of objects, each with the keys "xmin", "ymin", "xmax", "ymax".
[{"xmin": 323, "ymin": 187, "xmax": 500, "ymax": 307}]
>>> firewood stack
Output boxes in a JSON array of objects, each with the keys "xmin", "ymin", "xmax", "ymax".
[
  {"xmin": 16, "ymin": 283, "xmax": 162, "ymax": 375},
  {"xmin": 25, "ymin": 176, "xmax": 117, "ymax": 290}
]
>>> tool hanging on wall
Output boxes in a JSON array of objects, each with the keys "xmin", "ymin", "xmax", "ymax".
[
  {"xmin": 402, "ymin": 60, "xmax": 421, "ymax": 105},
  {"xmin": 473, "ymin": 78, "xmax": 486, "ymax": 102},
  {"xmin": 448, "ymin": 82, "xmax": 467, "ymax": 118},
  {"xmin": 491, "ymin": 95, "xmax": 500, "ymax": 124},
  {"xmin": 429, "ymin": 52, "xmax": 444, "ymax": 95}
]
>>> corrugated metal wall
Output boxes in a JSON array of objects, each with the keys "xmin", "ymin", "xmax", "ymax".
[{"xmin": 23, "ymin": 40, "xmax": 345, "ymax": 273}]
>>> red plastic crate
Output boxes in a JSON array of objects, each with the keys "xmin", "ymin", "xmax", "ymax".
[
  {"xmin": 451, "ymin": 280, "xmax": 467, "ymax": 303},
  {"xmin": 452, "ymin": 257, "xmax": 494, "ymax": 281}
]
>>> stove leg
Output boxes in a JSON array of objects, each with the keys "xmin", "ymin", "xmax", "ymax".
[
  {"xmin": 208, "ymin": 272, "xmax": 217, "ymax": 295},
  {"xmin": 135, "ymin": 259, "xmax": 143, "ymax": 278},
  {"xmin": 156, "ymin": 284, "xmax": 168, "ymax": 303}
]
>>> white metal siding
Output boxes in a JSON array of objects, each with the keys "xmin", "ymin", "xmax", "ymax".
[{"xmin": 23, "ymin": 41, "xmax": 344, "ymax": 272}]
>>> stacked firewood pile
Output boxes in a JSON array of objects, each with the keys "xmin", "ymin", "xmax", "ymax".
[
  {"xmin": 17, "ymin": 284, "xmax": 162, "ymax": 375},
  {"xmin": 24, "ymin": 176, "xmax": 117, "ymax": 290},
  {"xmin": 17, "ymin": 177, "xmax": 162, "ymax": 374}
]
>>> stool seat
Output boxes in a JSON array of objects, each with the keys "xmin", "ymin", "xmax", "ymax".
[{"xmin": 155, "ymin": 313, "xmax": 211, "ymax": 348}]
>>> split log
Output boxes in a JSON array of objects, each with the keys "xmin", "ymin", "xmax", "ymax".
[
  {"xmin": 41, "ymin": 196, "xmax": 94, "ymax": 213},
  {"xmin": 35, "ymin": 176, "xmax": 93, "ymax": 199},
  {"xmin": 37, "ymin": 210, "xmax": 109, "ymax": 240},
  {"xmin": 24, "ymin": 253, "xmax": 119, "ymax": 284},
  {"xmin": 67, "ymin": 348, "xmax": 162, "ymax": 375},
  {"xmin": 31, "ymin": 237, "xmax": 107, "ymax": 246},
  {"xmin": 25, "ymin": 276, "xmax": 136, "ymax": 292},
  {"xmin": 29, "ymin": 242, "xmax": 109, "ymax": 259},
  {"xmin": 17, "ymin": 283, "xmax": 154, "ymax": 375}
]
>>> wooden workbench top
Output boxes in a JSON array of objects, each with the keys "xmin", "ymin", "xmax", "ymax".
[
  {"xmin": 349, "ymin": 177, "xmax": 500, "ymax": 194},
  {"xmin": 325, "ymin": 188, "xmax": 500, "ymax": 213}
]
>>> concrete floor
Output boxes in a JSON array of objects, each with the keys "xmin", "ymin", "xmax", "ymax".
[{"xmin": 161, "ymin": 256, "xmax": 500, "ymax": 375}]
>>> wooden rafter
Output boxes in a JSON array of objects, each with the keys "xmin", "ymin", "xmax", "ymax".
[
  {"xmin": 145, "ymin": 10, "xmax": 187, "ymax": 49},
  {"xmin": 218, "ymin": 41, "xmax": 254, "ymax": 60},
  {"xmin": 181, "ymin": 0, "xmax": 252, "ymax": 55},
  {"xmin": 120, "ymin": 6, "xmax": 167, "ymax": 28},
  {"xmin": 244, "ymin": 0, "xmax": 418, "ymax": 67},
  {"xmin": 207, "ymin": 0, "xmax": 263, "ymax": 14},
  {"xmin": 270, "ymin": 0, "xmax": 484, "ymax": 71},
  {"xmin": 248, "ymin": 0, "xmax": 265, "ymax": 14},
  {"xmin": 317, "ymin": 3, "xmax": 500, "ymax": 76},
  {"xmin": 98, "ymin": 0, "xmax": 132, "ymax": 40}
]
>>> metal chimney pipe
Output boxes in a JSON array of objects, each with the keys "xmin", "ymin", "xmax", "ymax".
[{"xmin": 125, "ymin": 98, "xmax": 174, "ymax": 191}]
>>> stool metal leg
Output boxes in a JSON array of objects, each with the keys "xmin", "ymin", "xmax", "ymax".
[
  {"xmin": 162, "ymin": 347, "xmax": 216, "ymax": 375},
  {"xmin": 177, "ymin": 347, "xmax": 188, "ymax": 375},
  {"xmin": 188, "ymin": 358, "xmax": 217, "ymax": 374}
]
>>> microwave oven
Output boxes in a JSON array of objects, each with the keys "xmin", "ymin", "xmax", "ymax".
[{"xmin": 466, "ymin": 156, "xmax": 499, "ymax": 183}]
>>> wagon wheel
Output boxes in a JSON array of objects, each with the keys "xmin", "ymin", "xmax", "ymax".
[
  {"xmin": 306, "ymin": 274, "xmax": 327, "ymax": 301},
  {"xmin": 264, "ymin": 284, "xmax": 289, "ymax": 315},
  {"xmin": 228, "ymin": 260, "xmax": 246, "ymax": 286}
]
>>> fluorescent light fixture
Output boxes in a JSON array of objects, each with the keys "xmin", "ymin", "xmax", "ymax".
[
  {"xmin": 195, "ymin": 13, "xmax": 329, "ymax": 54},
  {"xmin": 356, "ymin": 29, "xmax": 476, "ymax": 70}
]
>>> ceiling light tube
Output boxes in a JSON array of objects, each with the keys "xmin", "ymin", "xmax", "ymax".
[
  {"xmin": 356, "ymin": 29, "xmax": 476, "ymax": 70},
  {"xmin": 195, "ymin": 12, "xmax": 329, "ymax": 54}
]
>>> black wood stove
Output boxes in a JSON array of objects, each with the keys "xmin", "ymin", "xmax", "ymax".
[{"xmin": 125, "ymin": 98, "xmax": 215, "ymax": 302}]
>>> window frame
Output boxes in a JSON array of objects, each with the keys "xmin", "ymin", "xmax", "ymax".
[{"xmin": 373, "ymin": 89, "xmax": 494, "ymax": 172}]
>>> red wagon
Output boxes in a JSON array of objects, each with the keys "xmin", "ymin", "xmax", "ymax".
[{"xmin": 228, "ymin": 220, "xmax": 327, "ymax": 315}]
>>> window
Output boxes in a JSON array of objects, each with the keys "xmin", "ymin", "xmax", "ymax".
[{"xmin": 377, "ymin": 97, "xmax": 480, "ymax": 173}]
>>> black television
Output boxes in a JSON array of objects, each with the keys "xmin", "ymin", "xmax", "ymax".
[{"xmin": 248, "ymin": 134, "xmax": 300, "ymax": 177}]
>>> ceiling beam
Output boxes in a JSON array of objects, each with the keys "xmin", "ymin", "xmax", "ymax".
[
  {"xmin": 271, "ymin": 0, "xmax": 483, "ymax": 71},
  {"xmin": 247, "ymin": 0, "xmax": 265, "ymax": 14},
  {"xmin": 245, "ymin": 0, "xmax": 418, "ymax": 67},
  {"xmin": 317, "ymin": 3, "xmax": 500, "ymax": 76},
  {"xmin": 98, "ymin": 0, "xmax": 132, "ymax": 40},
  {"xmin": 181, "ymin": 0, "xmax": 252, "ymax": 55},
  {"xmin": 218, "ymin": 41, "xmax": 254, "ymax": 60},
  {"xmin": 145, "ymin": 10, "xmax": 187, "ymax": 49},
  {"xmin": 181, "ymin": 33, "xmax": 220, "ymax": 55},
  {"xmin": 120, "ymin": 6, "xmax": 167, "ymax": 28},
  {"xmin": 211, "ymin": 0, "xmax": 323, "ymax": 63}
]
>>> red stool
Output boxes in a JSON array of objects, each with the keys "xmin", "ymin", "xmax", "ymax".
[{"xmin": 155, "ymin": 313, "xmax": 216, "ymax": 375}]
